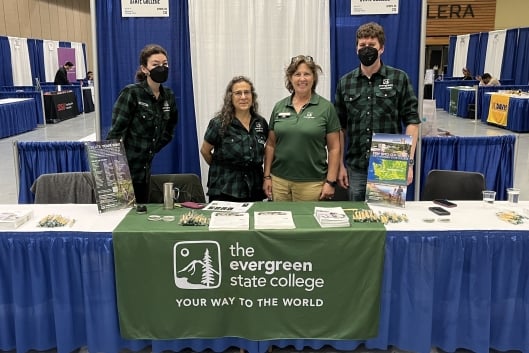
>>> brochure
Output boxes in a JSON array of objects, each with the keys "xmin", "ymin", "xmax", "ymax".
[
  {"xmin": 85, "ymin": 140, "xmax": 135, "ymax": 213},
  {"xmin": 314, "ymin": 206, "xmax": 350, "ymax": 228},
  {"xmin": 209, "ymin": 212, "xmax": 249, "ymax": 231},
  {"xmin": 254, "ymin": 211, "xmax": 296, "ymax": 229},
  {"xmin": 366, "ymin": 133, "xmax": 412, "ymax": 208},
  {"xmin": 0, "ymin": 209, "xmax": 33, "ymax": 229}
]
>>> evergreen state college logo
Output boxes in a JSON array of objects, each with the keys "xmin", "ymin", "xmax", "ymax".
[{"xmin": 173, "ymin": 241, "xmax": 222, "ymax": 289}]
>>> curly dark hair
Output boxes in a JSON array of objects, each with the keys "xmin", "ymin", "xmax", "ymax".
[
  {"xmin": 285, "ymin": 55, "xmax": 322, "ymax": 93},
  {"xmin": 135, "ymin": 44, "xmax": 168, "ymax": 82},
  {"xmin": 216, "ymin": 76, "xmax": 259, "ymax": 133}
]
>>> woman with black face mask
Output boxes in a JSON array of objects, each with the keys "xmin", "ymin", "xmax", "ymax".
[
  {"xmin": 334, "ymin": 22, "xmax": 420, "ymax": 202},
  {"xmin": 107, "ymin": 44, "xmax": 179, "ymax": 204}
]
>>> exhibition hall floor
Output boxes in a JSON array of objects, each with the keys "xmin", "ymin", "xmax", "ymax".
[{"xmin": 0, "ymin": 109, "xmax": 528, "ymax": 204}]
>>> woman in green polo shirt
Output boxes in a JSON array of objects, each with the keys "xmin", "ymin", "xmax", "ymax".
[{"xmin": 263, "ymin": 55, "xmax": 341, "ymax": 202}]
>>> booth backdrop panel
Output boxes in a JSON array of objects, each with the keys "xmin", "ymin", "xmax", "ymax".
[
  {"xmin": 420, "ymin": 136, "xmax": 515, "ymax": 200},
  {"xmin": 95, "ymin": 0, "xmax": 422, "ymax": 180},
  {"xmin": 16, "ymin": 141, "xmax": 89, "ymax": 204},
  {"xmin": 95, "ymin": 0, "xmax": 200, "ymax": 177}
]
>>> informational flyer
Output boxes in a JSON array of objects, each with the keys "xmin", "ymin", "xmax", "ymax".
[
  {"xmin": 351, "ymin": 0, "xmax": 398, "ymax": 15},
  {"xmin": 365, "ymin": 133, "xmax": 412, "ymax": 208},
  {"xmin": 85, "ymin": 140, "xmax": 135, "ymax": 213},
  {"xmin": 121, "ymin": 0, "xmax": 169, "ymax": 17}
]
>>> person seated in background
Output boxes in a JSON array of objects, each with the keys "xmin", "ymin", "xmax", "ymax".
[
  {"xmin": 84, "ymin": 71, "xmax": 94, "ymax": 86},
  {"xmin": 477, "ymin": 73, "xmax": 501, "ymax": 86},
  {"xmin": 462, "ymin": 67, "xmax": 473, "ymax": 80},
  {"xmin": 54, "ymin": 61, "xmax": 74, "ymax": 85}
]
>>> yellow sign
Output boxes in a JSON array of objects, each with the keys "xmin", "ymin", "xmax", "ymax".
[{"xmin": 487, "ymin": 94, "xmax": 510, "ymax": 127}]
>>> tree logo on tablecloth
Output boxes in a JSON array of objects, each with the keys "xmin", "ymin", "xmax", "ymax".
[{"xmin": 173, "ymin": 241, "xmax": 221, "ymax": 289}]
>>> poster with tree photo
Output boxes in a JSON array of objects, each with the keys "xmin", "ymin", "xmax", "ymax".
[
  {"xmin": 365, "ymin": 133, "xmax": 412, "ymax": 208},
  {"xmin": 85, "ymin": 140, "xmax": 135, "ymax": 213}
]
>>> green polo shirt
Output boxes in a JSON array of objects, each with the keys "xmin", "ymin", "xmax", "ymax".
[{"xmin": 269, "ymin": 93, "xmax": 341, "ymax": 181}]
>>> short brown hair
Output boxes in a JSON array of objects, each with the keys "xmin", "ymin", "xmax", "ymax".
[
  {"xmin": 284, "ymin": 55, "xmax": 322, "ymax": 93},
  {"xmin": 356, "ymin": 22, "xmax": 385, "ymax": 47}
]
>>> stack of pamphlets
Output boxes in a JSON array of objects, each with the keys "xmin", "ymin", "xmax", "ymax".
[
  {"xmin": 254, "ymin": 211, "xmax": 296, "ymax": 229},
  {"xmin": 313, "ymin": 206, "xmax": 350, "ymax": 228},
  {"xmin": 209, "ymin": 212, "xmax": 249, "ymax": 231},
  {"xmin": 0, "ymin": 209, "xmax": 34, "ymax": 229}
]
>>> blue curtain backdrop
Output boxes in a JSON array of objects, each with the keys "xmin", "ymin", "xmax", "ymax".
[
  {"xmin": 420, "ymin": 135, "xmax": 515, "ymax": 200},
  {"xmin": 0, "ymin": 36, "xmax": 13, "ymax": 86},
  {"xmin": 329, "ymin": 0, "xmax": 422, "ymax": 95},
  {"xmin": 28, "ymin": 39, "xmax": 46, "ymax": 84},
  {"xmin": 465, "ymin": 33, "xmax": 480, "ymax": 76},
  {"xmin": 475, "ymin": 32, "xmax": 488, "ymax": 77},
  {"xmin": 513, "ymin": 27, "xmax": 529, "ymax": 85},
  {"xmin": 500, "ymin": 28, "xmax": 518, "ymax": 81},
  {"xmin": 95, "ymin": 0, "xmax": 200, "ymax": 177}
]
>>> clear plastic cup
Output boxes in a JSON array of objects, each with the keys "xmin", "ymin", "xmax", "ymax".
[
  {"xmin": 506, "ymin": 188, "xmax": 520, "ymax": 205},
  {"xmin": 482, "ymin": 190, "xmax": 496, "ymax": 205}
]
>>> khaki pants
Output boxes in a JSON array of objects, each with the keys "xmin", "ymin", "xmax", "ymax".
[{"xmin": 271, "ymin": 174, "xmax": 323, "ymax": 201}]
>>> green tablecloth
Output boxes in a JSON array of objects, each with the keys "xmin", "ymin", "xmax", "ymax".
[{"xmin": 113, "ymin": 202, "xmax": 385, "ymax": 340}]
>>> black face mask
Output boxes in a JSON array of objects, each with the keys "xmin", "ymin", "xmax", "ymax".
[
  {"xmin": 149, "ymin": 66, "xmax": 169, "ymax": 83},
  {"xmin": 358, "ymin": 46, "xmax": 379, "ymax": 67}
]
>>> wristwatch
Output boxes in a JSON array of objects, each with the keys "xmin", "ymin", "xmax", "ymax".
[
  {"xmin": 325, "ymin": 179, "xmax": 337, "ymax": 187},
  {"xmin": 408, "ymin": 158, "xmax": 415, "ymax": 166}
]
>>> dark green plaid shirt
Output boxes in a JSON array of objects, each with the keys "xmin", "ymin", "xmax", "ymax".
[
  {"xmin": 107, "ymin": 81, "xmax": 178, "ymax": 183},
  {"xmin": 204, "ymin": 114, "xmax": 268, "ymax": 199},
  {"xmin": 335, "ymin": 64, "xmax": 420, "ymax": 170}
]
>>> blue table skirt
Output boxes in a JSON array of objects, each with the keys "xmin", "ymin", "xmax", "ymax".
[
  {"xmin": 481, "ymin": 94, "xmax": 529, "ymax": 132},
  {"xmin": 1, "ymin": 230, "xmax": 528, "ymax": 353},
  {"xmin": 0, "ymin": 98, "xmax": 37, "ymax": 138}
]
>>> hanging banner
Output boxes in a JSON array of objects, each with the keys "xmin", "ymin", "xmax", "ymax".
[
  {"xmin": 121, "ymin": 0, "xmax": 169, "ymax": 17},
  {"xmin": 351, "ymin": 0, "xmax": 399, "ymax": 15}
]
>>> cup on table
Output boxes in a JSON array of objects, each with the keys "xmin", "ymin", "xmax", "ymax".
[
  {"xmin": 482, "ymin": 190, "xmax": 496, "ymax": 205},
  {"xmin": 506, "ymin": 187, "xmax": 520, "ymax": 205}
]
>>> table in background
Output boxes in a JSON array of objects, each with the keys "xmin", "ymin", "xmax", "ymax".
[
  {"xmin": 0, "ymin": 98, "xmax": 37, "ymax": 138},
  {"xmin": 447, "ymin": 86, "xmax": 475, "ymax": 117},
  {"xmin": 483, "ymin": 92, "xmax": 529, "ymax": 132},
  {"xmin": 43, "ymin": 90, "xmax": 79, "ymax": 123},
  {"xmin": 433, "ymin": 79, "xmax": 477, "ymax": 109},
  {"xmin": 1, "ymin": 202, "xmax": 529, "ymax": 353}
]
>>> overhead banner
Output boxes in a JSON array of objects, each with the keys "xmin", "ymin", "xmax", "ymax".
[
  {"xmin": 121, "ymin": 0, "xmax": 169, "ymax": 17},
  {"xmin": 113, "ymin": 202, "xmax": 386, "ymax": 340},
  {"xmin": 351, "ymin": 0, "xmax": 399, "ymax": 15}
]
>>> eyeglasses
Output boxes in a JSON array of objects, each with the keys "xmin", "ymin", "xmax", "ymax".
[
  {"xmin": 232, "ymin": 90, "xmax": 252, "ymax": 97},
  {"xmin": 291, "ymin": 55, "xmax": 314, "ymax": 65}
]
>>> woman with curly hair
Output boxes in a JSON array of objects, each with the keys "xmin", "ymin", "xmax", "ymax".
[{"xmin": 200, "ymin": 76, "xmax": 268, "ymax": 202}]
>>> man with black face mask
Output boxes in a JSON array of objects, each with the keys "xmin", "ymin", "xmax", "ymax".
[
  {"xmin": 107, "ymin": 44, "xmax": 179, "ymax": 204},
  {"xmin": 334, "ymin": 22, "xmax": 420, "ymax": 201}
]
